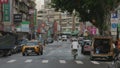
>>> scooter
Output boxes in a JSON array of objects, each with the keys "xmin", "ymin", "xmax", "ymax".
[{"xmin": 72, "ymin": 49, "xmax": 78, "ymax": 59}]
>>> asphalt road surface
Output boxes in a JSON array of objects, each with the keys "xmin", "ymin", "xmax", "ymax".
[{"xmin": 0, "ymin": 40, "xmax": 111, "ymax": 68}]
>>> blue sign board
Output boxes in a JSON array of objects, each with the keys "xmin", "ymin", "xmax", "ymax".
[
  {"xmin": 111, "ymin": 12, "xmax": 118, "ymax": 18},
  {"xmin": 111, "ymin": 23, "xmax": 117, "ymax": 28}
]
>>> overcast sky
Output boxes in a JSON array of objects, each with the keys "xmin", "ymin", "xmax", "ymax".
[{"xmin": 36, "ymin": 0, "xmax": 44, "ymax": 11}]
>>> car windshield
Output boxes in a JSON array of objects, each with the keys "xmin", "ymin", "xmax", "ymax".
[
  {"xmin": 85, "ymin": 43, "xmax": 91, "ymax": 46},
  {"xmin": 26, "ymin": 42, "xmax": 38, "ymax": 46},
  {"xmin": 84, "ymin": 40, "xmax": 91, "ymax": 45}
]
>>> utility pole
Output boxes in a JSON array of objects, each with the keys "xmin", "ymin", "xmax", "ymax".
[
  {"xmin": 59, "ymin": 10, "xmax": 61, "ymax": 35},
  {"xmin": 117, "ymin": 7, "xmax": 120, "ymax": 40},
  {"xmin": 72, "ymin": 10, "xmax": 75, "ymax": 32},
  {"xmin": 0, "ymin": 3, "xmax": 2, "ymax": 23}
]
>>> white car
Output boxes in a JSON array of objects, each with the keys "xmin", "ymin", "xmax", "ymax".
[{"xmin": 62, "ymin": 35, "xmax": 67, "ymax": 41}]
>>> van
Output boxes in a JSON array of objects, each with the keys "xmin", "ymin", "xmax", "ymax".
[{"xmin": 90, "ymin": 36, "xmax": 115, "ymax": 60}]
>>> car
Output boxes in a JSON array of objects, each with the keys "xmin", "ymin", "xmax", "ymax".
[
  {"xmin": 62, "ymin": 35, "xmax": 67, "ymax": 41},
  {"xmin": 81, "ymin": 40, "xmax": 91, "ymax": 54},
  {"xmin": 83, "ymin": 41, "xmax": 92, "ymax": 54},
  {"xmin": 46, "ymin": 37, "xmax": 54, "ymax": 43},
  {"xmin": 70, "ymin": 37, "xmax": 77, "ymax": 42},
  {"xmin": 22, "ymin": 40, "xmax": 43, "ymax": 56}
]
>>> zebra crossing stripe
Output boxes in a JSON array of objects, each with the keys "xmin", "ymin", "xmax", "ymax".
[
  {"xmin": 75, "ymin": 61, "xmax": 83, "ymax": 64},
  {"xmin": 42, "ymin": 60, "xmax": 48, "ymax": 63},
  {"xmin": 7, "ymin": 60, "xmax": 16, "ymax": 63},
  {"xmin": 59, "ymin": 60, "xmax": 66, "ymax": 64},
  {"xmin": 91, "ymin": 61, "xmax": 100, "ymax": 64},
  {"xmin": 25, "ymin": 59, "xmax": 32, "ymax": 63}
]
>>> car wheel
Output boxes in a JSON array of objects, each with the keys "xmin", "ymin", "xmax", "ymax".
[
  {"xmin": 108, "ymin": 56, "xmax": 113, "ymax": 61},
  {"xmin": 41, "ymin": 51, "xmax": 43, "ymax": 55},
  {"xmin": 36, "ymin": 52, "xmax": 40, "ymax": 55},
  {"xmin": 8, "ymin": 51, "xmax": 12, "ymax": 56},
  {"xmin": 90, "ymin": 56, "xmax": 94, "ymax": 60},
  {"xmin": 22, "ymin": 53, "xmax": 25, "ymax": 56}
]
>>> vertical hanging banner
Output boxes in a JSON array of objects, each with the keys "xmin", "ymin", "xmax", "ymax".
[{"xmin": 3, "ymin": 0, "xmax": 10, "ymax": 22}]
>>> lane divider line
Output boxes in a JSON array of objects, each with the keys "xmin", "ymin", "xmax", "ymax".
[
  {"xmin": 59, "ymin": 60, "xmax": 66, "ymax": 64},
  {"xmin": 7, "ymin": 59, "xmax": 16, "ymax": 63},
  {"xmin": 25, "ymin": 59, "xmax": 32, "ymax": 63},
  {"xmin": 91, "ymin": 61, "xmax": 100, "ymax": 64},
  {"xmin": 75, "ymin": 61, "xmax": 83, "ymax": 64},
  {"xmin": 42, "ymin": 60, "xmax": 48, "ymax": 63}
]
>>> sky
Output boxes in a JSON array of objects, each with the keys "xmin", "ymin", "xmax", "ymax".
[{"xmin": 36, "ymin": 0, "xmax": 44, "ymax": 11}]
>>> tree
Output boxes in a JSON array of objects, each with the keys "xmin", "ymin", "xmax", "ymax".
[{"xmin": 51, "ymin": 0, "xmax": 120, "ymax": 34}]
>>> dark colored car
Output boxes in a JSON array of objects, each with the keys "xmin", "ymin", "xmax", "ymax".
[{"xmin": 46, "ymin": 37, "xmax": 54, "ymax": 43}]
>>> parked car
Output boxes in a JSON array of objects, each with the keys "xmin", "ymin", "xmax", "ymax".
[
  {"xmin": 83, "ymin": 41, "xmax": 92, "ymax": 54},
  {"xmin": 81, "ymin": 40, "xmax": 91, "ymax": 54},
  {"xmin": 62, "ymin": 35, "xmax": 67, "ymax": 41},
  {"xmin": 22, "ymin": 40, "xmax": 43, "ymax": 56},
  {"xmin": 16, "ymin": 39, "xmax": 28, "ymax": 53},
  {"xmin": 70, "ymin": 37, "xmax": 77, "ymax": 42},
  {"xmin": 46, "ymin": 37, "xmax": 54, "ymax": 43}
]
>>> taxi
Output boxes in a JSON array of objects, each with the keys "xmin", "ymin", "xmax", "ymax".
[{"xmin": 22, "ymin": 40, "xmax": 43, "ymax": 56}]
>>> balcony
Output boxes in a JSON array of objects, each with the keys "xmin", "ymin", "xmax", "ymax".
[
  {"xmin": 19, "ymin": 3, "xmax": 29, "ymax": 14},
  {"xmin": 28, "ymin": 0, "xmax": 36, "ymax": 9}
]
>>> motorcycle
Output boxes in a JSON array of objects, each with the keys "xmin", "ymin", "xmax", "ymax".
[
  {"xmin": 72, "ymin": 49, "xmax": 78, "ymax": 59},
  {"xmin": 108, "ymin": 53, "xmax": 120, "ymax": 68}
]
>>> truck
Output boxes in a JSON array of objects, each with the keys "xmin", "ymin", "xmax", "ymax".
[
  {"xmin": 90, "ymin": 36, "xmax": 115, "ymax": 60},
  {"xmin": 0, "ymin": 31, "xmax": 17, "ymax": 56}
]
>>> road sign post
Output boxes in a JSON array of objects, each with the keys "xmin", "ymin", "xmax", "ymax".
[{"xmin": 111, "ymin": 12, "xmax": 118, "ymax": 36}]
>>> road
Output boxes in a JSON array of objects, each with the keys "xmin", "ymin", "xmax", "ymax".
[{"xmin": 0, "ymin": 40, "xmax": 111, "ymax": 68}]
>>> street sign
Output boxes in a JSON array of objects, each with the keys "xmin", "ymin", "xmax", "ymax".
[
  {"xmin": 111, "ymin": 12, "xmax": 118, "ymax": 18},
  {"xmin": 13, "ymin": 14, "xmax": 22, "ymax": 22},
  {"xmin": 21, "ymin": 21, "xmax": 30, "ymax": 32},
  {"xmin": 111, "ymin": 23, "xmax": 117, "ymax": 28},
  {"xmin": 3, "ymin": 0, "xmax": 10, "ymax": 22},
  {"xmin": 29, "ymin": 9, "xmax": 34, "ymax": 14},
  {"xmin": 111, "ymin": 12, "xmax": 118, "ymax": 35},
  {"xmin": 0, "ymin": 0, "xmax": 8, "ymax": 4}
]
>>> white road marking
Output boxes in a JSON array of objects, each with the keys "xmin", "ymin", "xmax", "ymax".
[
  {"xmin": 105, "ymin": 62, "xmax": 111, "ymax": 64},
  {"xmin": 42, "ymin": 60, "xmax": 48, "ymax": 63},
  {"xmin": 7, "ymin": 59, "xmax": 16, "ymax": 63},
  {"xmin": 75, "ymin": 61, "xmax": 83, "ymax": 64},
  {"xmin": 91, "ymin": 61, "xmax": 100, "ymax": 64},
  {"xmin": 59, "ymin": 60, "xmax": 66, "ymax": 64},
  {"xmin": 25, "ymin": 59, "xmax": 32, "ymax": 63}
]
